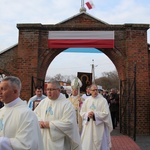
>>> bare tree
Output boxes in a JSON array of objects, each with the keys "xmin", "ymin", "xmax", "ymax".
[
  {"xmin": 95, "ymin": 70, "xmax": 119, "ymax": 90},
  {"xmin": 54, "ymin": 74, "xmax": 64, "ymax": 81},
  {"xmin": 45, "ymin": 74, "xmax": 75, "ymax": 84}
]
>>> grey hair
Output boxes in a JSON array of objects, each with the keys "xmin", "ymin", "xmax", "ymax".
[
  {"xmin": 48, "ymin": 80, "xmax": 60, "ymax": 89},
  {"xmin": 90, "ymin": 84, "xmax": 98, "ymax": 89},
  {"xmin": 1, "ymin": 76, "xmax": 22, "ymax": 93}
]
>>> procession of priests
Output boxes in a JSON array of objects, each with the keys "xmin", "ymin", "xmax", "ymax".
[{"xmin": 0, "ymin": 76, "xmax": 113, "ymax": 150}]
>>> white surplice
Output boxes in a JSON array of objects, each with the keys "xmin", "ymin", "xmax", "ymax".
[
  {"xmin": 34, "ymin": 93, "xmax": 82, "ymax": 150},
  {"xmin": 80, "ymin": 94, "xmax": 113, "ymax": 150},
  {"xmin": 0, "ymin": 98, "xmax": 44, "ymax": 150}
]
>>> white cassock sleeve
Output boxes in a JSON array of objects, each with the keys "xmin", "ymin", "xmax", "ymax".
[
  {"xmin": 50, "ymin": 123, "xmax": 65, "ymax": 141},
  {"xmin": 0, "ymin": 137, "xmax": 12, "ymax": 150},
  {"xmin": 94, "ymin": 113, "xmax": 103, "ymax": 125},
  {"xmin": 82, "ymin": 113, "xmax": 89, "ymax": 125}
]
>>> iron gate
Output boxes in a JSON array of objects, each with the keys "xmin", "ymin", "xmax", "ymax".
[{"xmin": 119, "ymin": 64, "xmax": 137, "ymax": 141}]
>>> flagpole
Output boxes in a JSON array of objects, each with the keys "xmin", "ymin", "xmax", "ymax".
[
  {"xmin": 81, "ymin": 0, "xmax": 84, "ymax": 7},
  {"xmin": 80, "ymin": 0, "xmax": 86, "ymax": 12}
]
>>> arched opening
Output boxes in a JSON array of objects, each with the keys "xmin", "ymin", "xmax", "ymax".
[
  {"xmin": 45, "ymin": 47, "xmax": 120, "ymax": 131},
  {"xmin": 46, "ymin": 48, "xmax": 117, "ymax": 79}
]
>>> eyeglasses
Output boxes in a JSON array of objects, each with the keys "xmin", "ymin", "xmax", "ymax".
[
  {"xmin": 46, "ymin": 88, "xmax": 58, "ymax": 91},
  {"xmin": 90, "ymin": 89, "xmax": 98, "ymax": 92}
]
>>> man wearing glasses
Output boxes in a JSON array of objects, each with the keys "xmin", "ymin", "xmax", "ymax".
[
  {"xmin": 34, "ymin": 80, "xmax": 82, "ymax": 150},
  {"xmin": 80, "ymin": 84, "xmax": 113, "ymax": 150}
]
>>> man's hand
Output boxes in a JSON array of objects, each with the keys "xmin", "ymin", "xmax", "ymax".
[
  {"xmin": 39, "ymin": 121, "xmax": 50, "ymax": 128},
  {"xmin": 77, "ymin": 96, "xmax": 82, "ymax": 103},
  {"xmin": 88, "ymin": 111, "xmax": 94, "ymax": 118}
]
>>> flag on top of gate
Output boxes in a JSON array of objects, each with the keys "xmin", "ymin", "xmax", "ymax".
[
  {"xmin": 48, "ymin": 31, "xmax": 114, "ymax": 48},
  {"xmin": 85, "ymin": 0, "xmax": 95, "ymax": 9}
]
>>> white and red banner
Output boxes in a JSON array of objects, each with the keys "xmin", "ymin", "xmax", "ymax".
[
  {"xmin": 85, "ymin": 0, "xmax": 94, "ymax": 9},
  {"xmin": 48, "ymin": 31, "xmax": 114, "ymax": 48}
]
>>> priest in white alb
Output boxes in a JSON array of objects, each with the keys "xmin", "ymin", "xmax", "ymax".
[
  {"xmin": 0, "ymin": 76, "xmax": 44, "ymax": 150},
  {"xmin": 80, "ymin": 84, "xmax": 113, "ymax": 150},
  {"xmin": 34, "ymin": 80, "xmax": 82, "ymax": 150}
]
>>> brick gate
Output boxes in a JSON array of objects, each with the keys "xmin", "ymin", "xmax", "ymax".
[{"xmin": 0, "ymin": 11, "xmax": 150, "ymax": 135}]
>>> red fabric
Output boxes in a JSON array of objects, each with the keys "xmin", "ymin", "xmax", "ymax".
[
  {"xmin": 86, "ymin": 2, "xmax": 93, "ymax": 9},
  {"xmin": 48, "ymin": 39, "xmax": 114, "ymax": 48}
]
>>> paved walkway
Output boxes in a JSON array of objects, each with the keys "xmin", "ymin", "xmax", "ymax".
[
  {"xmin": 111, "ymin": 127, "xmax": 150, "ymax": 150},
  {"xmin": 111, "ymin": 135, "xmax": 141, "ymax": 150}
]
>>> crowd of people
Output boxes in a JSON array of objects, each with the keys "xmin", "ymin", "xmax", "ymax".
[
  {"xmin": 101, "ymin": 89, "xmax": 119, "ymax": 129},
  {"xmin": 0, "ymin": 75, "xmax": 120, "ymax": 150}
]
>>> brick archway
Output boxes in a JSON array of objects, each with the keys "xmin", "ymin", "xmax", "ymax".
[{"xmin": 0, "ymin": 12, "xmax": 150, "ymax": 135}]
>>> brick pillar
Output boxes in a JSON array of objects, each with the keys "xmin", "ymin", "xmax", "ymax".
[
  {"xmin": 17, "ymin": 24, "xmax": 42, "ymax": 101},
  {"xmin": 125, "ymin": 25, "xmax": 150, "ymax": 134}
]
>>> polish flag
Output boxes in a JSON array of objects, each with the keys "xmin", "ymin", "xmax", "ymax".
[
  {"xmin": 48, "ymin": 31, "xmax": 114, "ymax": 48},
  {"xmin": 85, "ymin": 0, "xmax": 94, "ymax": 9}
]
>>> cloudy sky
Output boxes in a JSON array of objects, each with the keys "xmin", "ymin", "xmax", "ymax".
[{"xmin": 0, "ymin": 0, "xmax": 150, "ymax": 78}]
